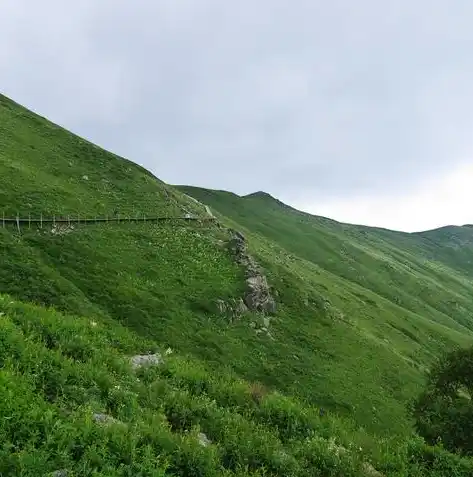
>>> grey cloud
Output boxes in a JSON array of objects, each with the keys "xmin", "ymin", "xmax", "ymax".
[{"xmin": 2, "ymin": 0, "xmax": 473, "ymax": 203}]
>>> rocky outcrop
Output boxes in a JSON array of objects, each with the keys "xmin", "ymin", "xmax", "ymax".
[
  {"xmin": 216, "ymin": 297, "xmax": 248, "ymax": 322},
  {"xmin": 227, "ymin": 230, "xmax": 276, "ymax": 314},
  {"xmin": 245, "ymin": 275, "xmax": 277, "ymax": 314}
]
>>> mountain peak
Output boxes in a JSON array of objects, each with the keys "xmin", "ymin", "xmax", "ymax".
[{"xmin": 243, "ymin": 191, "xmax": 276, "ymax": 200}]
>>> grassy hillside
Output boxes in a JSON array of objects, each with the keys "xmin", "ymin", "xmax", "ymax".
[
  {"xmin": 0, "ymin": 94, "xmax": 196, "ymax": 218},
  {"xmin": 3, "ymin": 294, "xmax": 473, "ymax": 476},
  {"xmin": 2, "ymin": 93, "xmax": 473, "ymax": 474},
  {"xmin": 176, "ymin": 187, "xmax": 473, "ymax": 429},
  {"xmin": 177, "ymin": 187, "xmax": 473, "ymax": 333}
]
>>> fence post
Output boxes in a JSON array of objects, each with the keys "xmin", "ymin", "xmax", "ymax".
[
  {"xmin": 16, "ymin": 214, "xmax": 20, "ymax": 233},
  {"xmin": 2, "ymin": 211, "xmax": 4, "ymax": 228},
  {"xmin": 53, "ymin": 215, "xmax": 56, "ymax": 227},
  {"xmin": 28, "ymin": 213, "xmax": 31, "ymax": 229},
  {"xmin": 40, "ymin": 213, "xmax": 43, "ymax": 229}
]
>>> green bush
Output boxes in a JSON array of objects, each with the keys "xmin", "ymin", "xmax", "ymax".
[{"xmin": 412, "ymin": 346, "xmax": 473, "ymax": 456}]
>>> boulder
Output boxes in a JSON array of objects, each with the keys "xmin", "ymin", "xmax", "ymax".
[
  {"xmin": 130, "ymin": 353, "xmax": 162, "ymax": 370},
  {"xmin": 197, "ymin": 432, "xmax": 212, "ymax": 447},
  {"xmin": 362, "ymin": 463, "xmax": 385, "ymax": 477},
  {"xmin": 92, "ymin": 413, "xmax": 121, "ymax": 426},
  {"xmin": 50, "ymin": 470, "xmax": 69, "ymax": 477}
]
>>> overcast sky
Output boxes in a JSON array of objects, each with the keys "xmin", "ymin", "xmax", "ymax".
[{"xmin": 2, "ymin": 1, "xmax": 473, "ymax": 232}]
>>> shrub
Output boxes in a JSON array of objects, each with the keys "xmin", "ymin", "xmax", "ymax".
[{"xmin": 412, "ymin": 346, "xmax": 473, "ymax": 456}]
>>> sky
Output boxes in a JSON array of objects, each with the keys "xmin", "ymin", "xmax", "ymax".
[{"xmin": 2, "ymin": 1, "xmax": 473, "ymax": 232}]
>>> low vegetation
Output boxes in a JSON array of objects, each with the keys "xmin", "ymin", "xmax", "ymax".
[
  {"xmin": 1, "ymin": 295, "xmax": 473, "ymax": 476},
  {"xmin": 1, "ymin": 93, "xmax": 473, "ymax": 474}
]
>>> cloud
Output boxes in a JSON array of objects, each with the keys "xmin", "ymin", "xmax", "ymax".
[
  {"xmin": 2, "ymin": 0, "xmax": 473, "ymax": 229},
  {"xmin": 294, "ymin": 162, "xmax": 473, "ymax": 232}
]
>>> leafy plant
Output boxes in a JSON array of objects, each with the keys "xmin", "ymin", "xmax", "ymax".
[{"xmin": 412, "ymin": 346, "xmax": 473, "ymax": 456}]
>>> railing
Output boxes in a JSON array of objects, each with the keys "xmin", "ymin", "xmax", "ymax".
[{"xmin": 1, "ymin": 214, "xmax": 217, "ymax": 232}]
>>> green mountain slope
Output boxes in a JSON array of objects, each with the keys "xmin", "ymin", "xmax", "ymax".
[
  {"xmin": 177, "ymin": 186, "xmax": 473, "ymax": 333},
  {"xmin": 0, "ymin": 94, "xmax": 195, "ymax": 218},
  {"xmin": 3, "ymin": 294, "xmax": 472, "ymax": 477},
  {"xmin": 2, "ymin": 93, "xmax": 473, "ymax": 474},
  {"xmin": 176, "ymin": 187, "xmax": 473, "ymax": 425}
]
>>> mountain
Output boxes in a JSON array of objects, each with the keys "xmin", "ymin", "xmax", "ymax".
[
  {"xmin": 1, "ymin": 92, "xmax": 473, "ymax": 475},
  {"xmin": 178, "ymin": 185, "xmax": 473, "ymax": 335}
]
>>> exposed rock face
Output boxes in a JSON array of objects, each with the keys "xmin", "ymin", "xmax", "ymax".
[
  {"xmin": 216, "ymin": 298, "xmax": 248, "ymax": 322},
  {"xmin": 245, "ymin": 275, "xmax": 276, "ymax": 313},
  {"xmin": 227, "ymin": 230, "xmax": 276, "ymax": 314},
  {"xmin": 228, "ymin": 233, "xmax": 258, "ymax": 273}
]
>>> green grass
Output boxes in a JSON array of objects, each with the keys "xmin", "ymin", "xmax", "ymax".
[
  {"xmin": 1, "ymin": 92, "xmax": 473, "ymax": 473},
  {"xmin": 0, "ymin": 94, "xmax": 200, "ymax": 218},
  {"xmin": 175, "ymin": 186, "xmax": 473, "ymax": 433},
  {"xmin": 1, "ymin": 294, "xmax": 472, "ymax": 476}
]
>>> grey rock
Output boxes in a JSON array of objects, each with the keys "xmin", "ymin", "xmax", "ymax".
[
  {"xmin": 130, "ymin": 353, "xmax": 162, "ymax": 369},
  {"xmin": 51, "ymin": 224, "xmax": 75, "ymax": 236},
  {"xmin": 92, "ymin": 413, "xmax": 120, "ymax": 425},
  {"xmin": 198, "ymin": 432, "xmax": 212, "ymax": 447},
  {"xmin": 234, "ymin": 298, "xmax": 248, "ymax": 316},
  {"xmin": 51, "ymin": 470, "xmax": 69, "ymax": 477},
  {"xmin": 216, "ymin": 299, "xmax": 227, "ymax": 314},
  {"xmin": 244, "ymin": 275, "xmax": 277, "ymax": 313},
  {"xmin": 216, "ymin": 298, "xmax": 248, "ymax": 322},
  {"xmin": 234, "ymin": 230, "xmax": 246, "ymax": 241},
  {"xmin": 362, "ymin": 462, "xmax": 385, "ymax": 477}
]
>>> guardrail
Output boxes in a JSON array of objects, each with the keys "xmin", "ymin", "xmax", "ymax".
[{"xmin": 1, "ymin": 214, "xmax": 217, "ymax": 232}]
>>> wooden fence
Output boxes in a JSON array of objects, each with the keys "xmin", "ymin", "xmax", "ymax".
[{"xmin": 1, "ymin": 214, "xmax": 216, "ymax": 232}]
